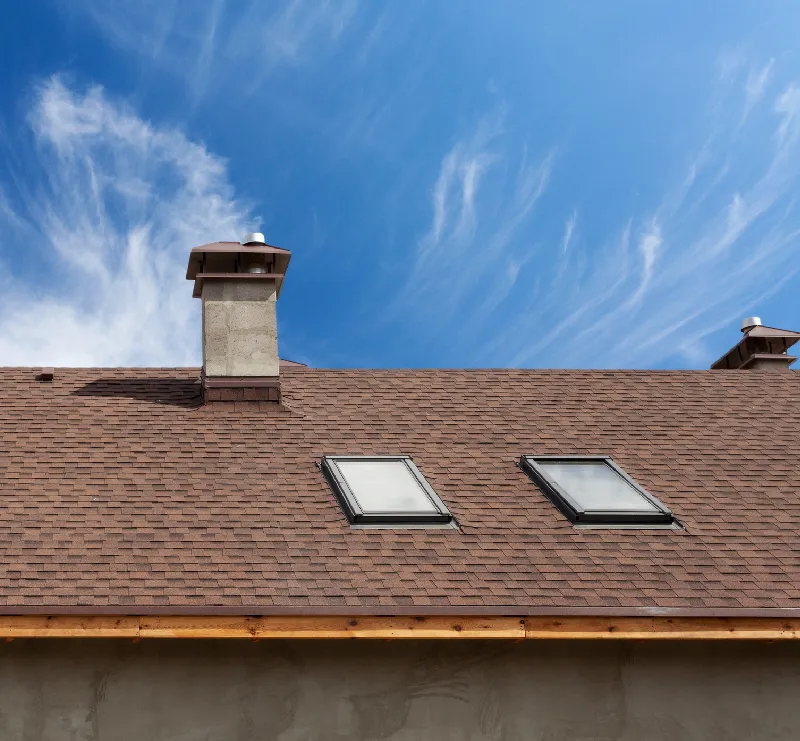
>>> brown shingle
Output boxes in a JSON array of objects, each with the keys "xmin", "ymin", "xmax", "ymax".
[{"xmin": 0, "ymin": 366, "xmax": 799, "ymax": 615}]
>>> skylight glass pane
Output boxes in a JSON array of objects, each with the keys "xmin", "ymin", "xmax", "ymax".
[
  {"xmin": 335, "ymin": 459, "xmax": 437, "ymax": 513},
  {"xmin": 537, "ymin": 460, "xmax": 658, "ymax": 512}
]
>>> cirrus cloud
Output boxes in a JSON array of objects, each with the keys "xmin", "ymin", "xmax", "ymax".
[{"xmin": 0, "ymin": 77, "xmax": 252, "ymax": 366}]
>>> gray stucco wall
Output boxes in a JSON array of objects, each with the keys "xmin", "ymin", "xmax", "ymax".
[{"xmin": 0, "ymin": 639, "xmax": 798, "ymax": 740}]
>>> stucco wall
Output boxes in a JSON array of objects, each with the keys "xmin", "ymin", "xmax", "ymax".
[{"xmin": 0, "ymin": 639, "xmax": 798, "ymax": 740}]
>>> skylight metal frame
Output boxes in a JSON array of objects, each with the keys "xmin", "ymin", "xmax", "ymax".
[
  {"xmin": 321, "ymin": 455, "xmax": 453, "ymax": 525},
  {"xmin": 520, "ymin": 455, "xmax": 674, "ymax": 525}
]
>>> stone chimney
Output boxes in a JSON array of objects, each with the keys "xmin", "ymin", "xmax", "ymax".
[
  {"xmin": 710, "ymin": 317, "xmax": 800, "ymax": 371},
  {"xmin": 186, "ymin": 233, "xmax": 291, "ymax": 402}
]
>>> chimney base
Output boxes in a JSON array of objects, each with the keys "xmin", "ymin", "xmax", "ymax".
[{"xmin": 202, "ymin": 373, "xmax": 281, "ymax": 404}]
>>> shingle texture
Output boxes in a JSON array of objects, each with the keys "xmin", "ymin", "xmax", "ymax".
[{"xmin": 1, "ymin": 366, "xmax": 799, "ymax": 615}]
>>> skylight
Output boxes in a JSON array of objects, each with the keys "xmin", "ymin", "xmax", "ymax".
[
  {"xmin": 322, "ymin": 456, "xmax": 452, "ymax": 525},
  {"xmin": 520, "ymin": 455, "xmax": 674, "ymax": 525}
]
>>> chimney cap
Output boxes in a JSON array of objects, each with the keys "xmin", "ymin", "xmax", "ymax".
[
  {"xmin": 741, "ymin": 316, "xmax": 763, "ymax": 333},
  {"xmin": 241, "ymin": 232, "xmax": 266, "ymax": 246},
  {"xmin": 187, "ymin": 240, "xmax": 292, "ymax": 298},
  {"xmin": 711, "ymin": 318, "xmax": 800, "ymax": 369}
]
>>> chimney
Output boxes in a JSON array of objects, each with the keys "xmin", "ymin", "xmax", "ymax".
[
  {"xmin": 186, "ymin": 234, "xmax": 291, "ymax": 402},
  {"xmin": 710, "ymin": 317, "xmax": 800, "ymax": 371}
]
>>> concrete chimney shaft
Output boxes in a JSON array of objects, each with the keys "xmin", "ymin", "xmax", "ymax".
[{"xmin": 201, "ymin": 278, "xmax": 279, "ymax": 377}]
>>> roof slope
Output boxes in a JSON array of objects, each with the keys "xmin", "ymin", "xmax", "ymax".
[{"xmin": 1, "ymin": 367, "xmax": 799, "ymax": 616}]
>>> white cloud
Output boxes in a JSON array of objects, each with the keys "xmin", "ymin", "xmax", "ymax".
[
  {"xmin": 774, "ymin": 83, "xmax": 800, "ymax": 144},
  {"xmin": 418, "ymin": 115, "xmax": 502, "ymax": 265},
  {"xmin": 232, "ymin": 0, "xmax": 359, "ymax": 69},
  {"xmin": 741, "ymin": 59, "xmax": 774, "ymax": 124},
  {"xmin": 629, "ymin": 220, "xmax": 661, "ymax": 307},
  {"xmin": 401, "ymin": 58, "xmax": 800, "ymax": 369},
  {"xmin": 64, "ymin": 0, "xmax": 360, "ymax": 102},
  {"xmin": 716, "ymin": 48, "xmax": 747, "ymax": 83},
  {"xmin": 541, "ymin": 71, "xmax": 800, "ymax": 368},
  {"xmin": 746, "ymin": 60, "xmax": 774, "ymax": 101},
  {"xmin": 0, "ymin": 77, "xmax": 251, "ymax": 366},
  {"xmin": 406, "ymin": 112, "xmax": 553, "ymax": 327},
  {"xmin": 560, "ymin": 209, "xmax": 577, "ymax": 254}
]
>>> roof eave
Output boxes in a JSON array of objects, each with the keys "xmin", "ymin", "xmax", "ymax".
[{"xmin": 2, "ymin": 612, "xmax": 800, "ymax": 640}]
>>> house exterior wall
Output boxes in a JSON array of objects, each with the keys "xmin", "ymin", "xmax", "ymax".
[{"xmin": 0, "ymin": 638, "xmax": 798, "ymax": 740}]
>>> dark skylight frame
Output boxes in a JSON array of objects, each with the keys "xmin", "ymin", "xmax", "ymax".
[
  {"xmin": 321, "ymin": 455, "xmax": 453, "ymax": 525},
  {"xmin": 520, "ymin": 455, "xmax": 674, "ymax": 525}
]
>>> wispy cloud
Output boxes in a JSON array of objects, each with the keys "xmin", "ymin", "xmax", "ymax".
[
  {"xmin": 560, "ymin": 210, "xmax": 577, "ymax": 254},
  {"xmin": 742, "ymin": 59, "xmax": 774, "ymax": 124},
  {"xmin": 630, "ymin": 220, "xmax": 662, "ymax": 307},
  {"xmin": 0, "ymin": 77, "xmax": 251, "ymax": 366},
  {"xmin": 400, "ymin": 57, "xmax": 800, "ymax": 368},
  {"xmin": 405, "ymin": 111, "xmax": 554, "ymax": 329},
  {"xmin": 64, "ymin": 0, "xmax": 361, "ymax": 104},
  {"xmin": 522, "ymin": 63, "xmax": 800, "ymax": 367},
  {"xmin": 418, "ymin": 115, "xmax": 502, "ymax": 264},
  {"xmin": 774, "ymin": 83, "xmax": 800, "ymax": 143},
  {"xmin": 228, "ymin": 0, "xmax": 359, "ymax": 71}
]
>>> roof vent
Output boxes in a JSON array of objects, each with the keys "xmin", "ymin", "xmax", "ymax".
[
  {"xmin": 741, "ymin": 316, "xmax": 762, "ymax": 332},
  {"xmin": 711, "ymin": 318, "xmax": 800, "ymax": 371},
  {"xmin": 240, "ymin": 232, "xmax": 266, "ymax": 246}
]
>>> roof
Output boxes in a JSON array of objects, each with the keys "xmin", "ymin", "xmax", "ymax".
[{"xmin": 1, "ymin": 366, "xmax": 799, "ymax": 617}]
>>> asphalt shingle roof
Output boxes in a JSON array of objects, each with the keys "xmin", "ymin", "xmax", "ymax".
[{"xmin": 1, "ymin": 366, "xmax": 799, "ymax": 615}]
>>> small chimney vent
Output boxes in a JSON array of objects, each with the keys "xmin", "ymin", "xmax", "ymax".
[
  {"xmin": 711, "ymin": 318, "xmax": 800, "ymax": 371},
  {"xmin": 741, "ymin": 316, "xmax": 762, "ymax": 332},
  {"xmin": 241, "ymin": 232, "xmax": 266, "ymax": 246}
]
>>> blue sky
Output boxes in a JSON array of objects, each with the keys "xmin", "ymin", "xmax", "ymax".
[{"xmin": 0, "ymin": 1, "xmax": 798, "ymax": 369}]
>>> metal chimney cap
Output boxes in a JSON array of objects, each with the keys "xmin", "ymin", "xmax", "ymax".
[
  {"xmin": 741, "ymin": 316, "xmax": 763, "ymax": 332},
  {"xmin": 240, "ymin": 232, "xmax": 266, "ymax": 246}
]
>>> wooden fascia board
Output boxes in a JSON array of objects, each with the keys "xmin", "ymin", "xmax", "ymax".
[
  {"xmin": 523, "ymin": 616, "xmax": 800, "ymax": 640},
  {"xmin": 1, "ymin": 615, "xmax": 799, "ymax": 639}
]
